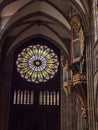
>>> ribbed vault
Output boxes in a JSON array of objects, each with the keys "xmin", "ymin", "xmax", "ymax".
[
  {"xmin": 0, "ymin": 1, "xmax": 91, "ymax": 130},
  {"xmin": 0, "ymin": 0, "xmax": 89, "ymax": 59}
]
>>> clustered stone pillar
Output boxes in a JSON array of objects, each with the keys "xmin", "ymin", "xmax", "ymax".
[{"xmin": 0, "ymin": 54, "xmax": 13, "ymax": 130}]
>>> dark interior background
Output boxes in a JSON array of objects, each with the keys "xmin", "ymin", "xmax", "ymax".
[{"xmin": 8, "ymin": 37, "xmax": 61, "ymax": 130}]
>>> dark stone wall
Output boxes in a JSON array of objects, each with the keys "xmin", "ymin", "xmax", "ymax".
[
  {"xmin": 0, "ymin": 54, "xmax": 13, "ymax": 130},
  {"xmin": 86, "ymin": 0, "xmax": 98, "ymax": 130},
  {"xmin": 61, "ymin": 87, "xmax": 84, "ymax": 130}
]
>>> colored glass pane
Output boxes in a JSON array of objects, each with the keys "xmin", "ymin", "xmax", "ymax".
[{"xmin": 16, "ymin": 44, "xmax": 59, "ymax": 83}]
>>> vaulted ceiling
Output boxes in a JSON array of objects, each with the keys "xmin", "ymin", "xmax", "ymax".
[{"xmin": 0, "ymin": 0, "xmax": 89, "ymax": 59}]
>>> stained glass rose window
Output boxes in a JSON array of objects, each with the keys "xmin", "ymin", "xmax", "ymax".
[{"xmin": 16, "ymin": 44, "xmax": 59, "ymax": 83}]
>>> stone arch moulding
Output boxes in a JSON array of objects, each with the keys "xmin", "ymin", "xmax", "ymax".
[
  {"xmin": 0, "ymin": 0, "xmax": 89, "ymax": 40},
  {"xmin": 0, "ymin": 1, "xmax": 70, "ymax": 38},
  {"xmin": 1, "ymin": 17, "xmax": 69, "ymax": 60},
  {"xmin": 0, "ymin": 34, "xmax": 68, "ymax": 130},
  {"xmin": 95, "ymin": 80, "xmax": 98, "ymax": 122}
]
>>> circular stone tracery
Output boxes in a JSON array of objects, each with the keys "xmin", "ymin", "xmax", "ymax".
[{"xmin": 16, "ymin": 44, "xmax": 59, "ymax": 83}]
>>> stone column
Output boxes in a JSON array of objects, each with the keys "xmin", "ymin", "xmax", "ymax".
[
  {"xmin": 86, "ymin": 0, "xmax": 98, "ymax": 130},
  {"xmin": 86, "ymin": 32, "xmax": 95, "ymax": 130},
  {"xmin": 0, "ymin": 53, "xmax": 13, "ymax": 130}
]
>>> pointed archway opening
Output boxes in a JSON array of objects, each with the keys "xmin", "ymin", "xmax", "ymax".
[{"xmin": 8, "ymin": 37, "xmax": 61, "ymax": 130}]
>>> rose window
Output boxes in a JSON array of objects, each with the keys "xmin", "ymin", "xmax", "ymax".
[{"xmin": 16, "ymin": 44, "xmax": 59, "ymax": 83}]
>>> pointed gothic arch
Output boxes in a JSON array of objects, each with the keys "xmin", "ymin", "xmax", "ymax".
[{"xmin": 0, "ymin": 1, "xmax": 90, "ymax": 130}]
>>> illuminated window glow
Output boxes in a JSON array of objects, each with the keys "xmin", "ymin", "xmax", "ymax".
[
  {"xmin": 13, "ymin": 90, "xmax": 34, "ymax": 105},
  {"xmin": 39, "ymin": 91, "xmax": 59, "ymax": 106},
  {"xmin": 16, "ymin": 44, "xmax": 59, "ymax": 83}
]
